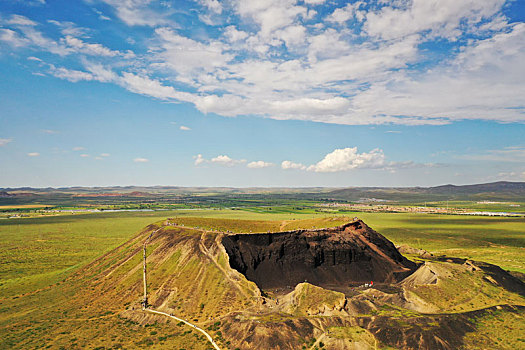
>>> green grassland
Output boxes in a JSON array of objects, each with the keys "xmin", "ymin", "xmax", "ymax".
[
  {"xmin": 0, "ymin": 205, "xmax": 524, "ymax": 349},
  {"xmin": 0, "ymin": 210, "xmax": 192, "ymax": 298},
  {"xmin": 1, "ymin": 207, "xmax": 524, "ymax": 302}
]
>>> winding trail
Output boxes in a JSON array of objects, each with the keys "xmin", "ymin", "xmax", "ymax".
[
  {"xmin": 198, "ymin": 232, "xmax": 252, "ymax": 300},
  {"xmin": 145, "ymin": 309, "xmax": 221, "ymax": 350},
  {"xmin": 309, "ymin": 333, "xmax": 326, "ymax": 350},
  {"xmin": 142, "ymin": 227, "xmax": 222, "ymax": 350}
]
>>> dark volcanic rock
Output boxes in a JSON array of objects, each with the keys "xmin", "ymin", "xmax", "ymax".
[{"xmin": 222, "ymin": 220, "xmax": 416, "ymax": 289}]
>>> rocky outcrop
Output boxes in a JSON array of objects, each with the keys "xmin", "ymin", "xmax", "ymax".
[{"xmin": 222, "ymin": 220, "xmax": 417, "ymax": 290}]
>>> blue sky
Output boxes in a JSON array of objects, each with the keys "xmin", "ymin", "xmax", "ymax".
[{"xmin": 0, "ymin": 0, "xmax": 524, "ymax": 187}]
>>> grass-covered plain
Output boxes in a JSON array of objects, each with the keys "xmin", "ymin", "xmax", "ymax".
[
  {"xmin": 2, "ymin": 207, "xmax": 523, "ymax": 301},
  {"xmin": 0, "ymin": 206, "xmax": 524, "ymax": 349},
  {"xmin": 0, "ymin": 210, "xmax": 193, "ymax": 297}
]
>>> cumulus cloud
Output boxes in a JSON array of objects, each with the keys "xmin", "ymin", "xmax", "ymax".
[
  {"xmin": 72, "ymin": 146, "xmax": 85, "ymax": 151},
  {"xmin": 194, "ymin": 154, "xmax": 247, "ymax": 166},
  {"xmin": 281, "ymin": 160, "xmax": 307, "ymax": 170},
  {"xmin": 133, "ymin": 157, "xmax": 149, "ymax": 162},
  {"xmin": 211, "ymin": 155, "xmax": 246, "ymax": 166},
  {"xmin": 27, "ymin": 152, "xmax": 40, "ymax": 156},
  {"xmin": 98, "ymin": 0, "xmax": 171, "ymax": 27},
  {"xmin": 194, "ymin": 154, "xmax": 206, "ymax": 165},
  {"xmin": 365, "ymin": 0, "xmax": 506, "ymax": 40},
  {"xmin": 247, "ymin": 160, "xmax": 274, "ymax": 168},
  {"xmin": 179, "ymin": 125, "xmax": 191, "ymax": 131},
  {"xmin": 307, "ymin": 147, "xmax": 385, "ymax": 172},
  {"xmin": 3, "ymin": 1, "xmax": 522, "ymax": 126},
  {"xmin": 0, "ymin": 138, "xmax": 13, "ymax": 146},
  {"xmin": 282, "ymin": 147, "xmax": 434, "ymax": 173}
]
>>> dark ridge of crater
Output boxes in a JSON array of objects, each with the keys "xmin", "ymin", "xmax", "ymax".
[{"xmin": 221, "ymin": 220, "xmax": 417, "ymax": 290}]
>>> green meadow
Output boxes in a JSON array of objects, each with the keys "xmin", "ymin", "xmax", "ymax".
[
  {"xmin": 0, "ymin": 206, "xmax": 524, "ymax": 349},
  {"xmin": 1, "ymin": 207, "xmax": 523, "ymax": 301}
]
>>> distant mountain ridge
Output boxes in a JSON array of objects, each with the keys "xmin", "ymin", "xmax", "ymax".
[
  {"xmin": 0, "ymin": 181, "xmax": 524, "ymax": 202},
  {"xmin": 323, "ymin": 181, "xmax": 525, "ymax": 202},
  {"xmin": 428, "ymin": 181, "xmax": 525, "ymax": 194},
  {"xmin": 1, "ymin": 181, "xmax": 524, "ymax": 192}
]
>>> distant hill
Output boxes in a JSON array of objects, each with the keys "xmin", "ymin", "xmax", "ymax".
[
  {"xmin": 1, "ymin": 181, "xmax": 524, "ymax": 202},
  {"xmin": 322, "ymin": 181, "xmax": 525, "ymax": 202},
  {"xmin": 428, "ymin": 181, "xmax": 525, "ymax": 194}
]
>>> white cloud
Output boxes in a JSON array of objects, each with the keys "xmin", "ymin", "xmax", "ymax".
[
  {"xmin": 179, "ymin": 125, "xmax": 191, "ymax": 131},
  {"xmin": 153, "ymin": 27, "xmax": 233, "ymax": 81},
  {"xmin": 194, "ymin": 154, "xmax": 206, "ymax": 165},
  {"xmin": 119, "ymin": 72, "xmax": 195, "ymax": 101},
  {"xmin": 99, "ymin": 0, "xmax": 171, "ymax": 27},
  {"xmin": 304, "ymin": 0, "xmax": 326, "ymax": 5},
  {"xmin": 0, "ymin": 28, "xmax": 30, "ymax": 47},
  {"xmin": 27, "ymin": 152, "xmax": 40, "ymax": 157},
  {"xmin": 92, "ymin": 8, "xmax": 111, "ymax": 21},
  {"xmin": 7, "ymin": 15, "xmax": 38, "ymax": 26},
  {"xmin": 84, "ymin": 62, "xmax": 119, "ymax": 83},
  {"xmin": 0, "ymin": 138, "xmax": 13, "ymax": 146},
  {"xmin": 193, "ymin": 154, "xmax": 247, "ymax": 166},
  {"xmin": 72, "ymin": 146, "xmax": 85, "ymax": 151},
  {"xmin": 235, "ymin": 0, "xmax": 308, "ymax": 38},
  {"xmin": 224, "ymin": 26, "xmax": 249, "ymax": 42},
  {"xmin": 49, "ymin": 66, "xmax": 94, "ymax": 82},
  {"xmin": 326, "ymin": 3, "xmax": 362, "ymax": 23},
  {"xmin": 281, "ymin": 160, "xmax": 306, "ymax": 170},
  {"xmin": 100, "ymin": 153, "xmax": 110, "ymax": 157},
  {"xmin": 80, "ymin": 154, "xmax": 90, "ymax": 158},
  {"xmin": 62, "ymin": 36, "xmax": 129, "ymax": 57},
  {"xmin": 365, "ymin": 0, "xmax": 506, "ymax": 40},
  {"xmin": 247, "ymin": 160, "xmax": 274, "ymax": 168},
  {"xmin": 200, "ymin": 0, "xmax": 222, "ymax": 14},
  {"xmin": 41, "ymin": 129, "xmax": 58, "ymax": 134},
  {"xmin": 307, "ymin": 147, "xmax": 385, "ymax": 172},
  {"xmin": 211, "ymin": 154, "xmax": 246, "ymax": 166},
  {"xmin": 4, "ymin": 2, "xmax": 523, "ymax": 127},
  {"xmin": 134, "ymin": 157, "xmax": 149, "ymax": 162}
]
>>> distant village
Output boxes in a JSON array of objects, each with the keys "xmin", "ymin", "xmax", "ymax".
[{"xmin": 320, "ymin": 202, "xmax": 524, "ymax": 217}]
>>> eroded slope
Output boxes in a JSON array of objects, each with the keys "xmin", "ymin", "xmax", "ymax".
[{"xmin": 222, "ymin": 220, "xmax": 417, "ymax": 289}]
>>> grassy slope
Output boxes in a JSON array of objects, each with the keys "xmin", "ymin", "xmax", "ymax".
[
  {"xmin": 0, "ymin": 223, "xmax": 257, "ymax": 349},
  {"xmin": 0, "ymin": 210, "xmax": 197, "ymax": 297}
]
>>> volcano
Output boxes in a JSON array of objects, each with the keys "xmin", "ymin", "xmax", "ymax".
[{"xmin": 222, "ymin": 220, "xmax": 417, "ymax": 290}]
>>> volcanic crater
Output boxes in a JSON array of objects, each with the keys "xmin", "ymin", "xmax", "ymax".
[{"xmin": 222, "ymin": 220, "xmax": 417, "ymax": 291}]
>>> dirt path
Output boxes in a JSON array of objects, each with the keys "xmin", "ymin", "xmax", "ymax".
[
  {"xmin": 145, "ymin": 308, "xmax": 221, "ymax": 350},
  {"xmin": 309, "ymin": 333, "xmax": 326, "ymax": 350},
  {"xmin": 142, "ymin": 227, "xmax": 221, "ymax": 350},
  {"xmin": 198, "ymin": 232, "xmax": 253, "ymax": 300}
]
